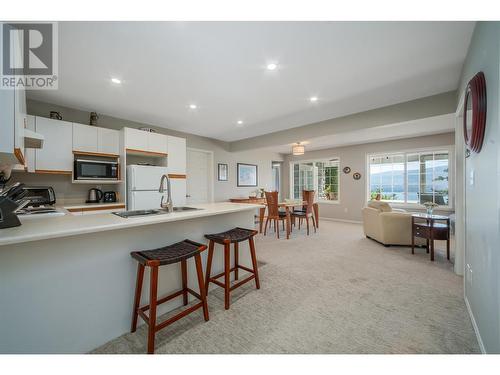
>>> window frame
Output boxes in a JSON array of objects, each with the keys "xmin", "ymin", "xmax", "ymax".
[
  {"xmin": 289, "ymin": 158, "xmax": 341, "ymax": 204},
  {"xmin": 365, "ymin": 146, "xmax": 454, "ymax": 210}
]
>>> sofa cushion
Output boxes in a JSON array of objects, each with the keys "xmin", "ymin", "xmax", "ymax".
[{"xmin": 367, "ymin": 200, "xmax": 392, "ymax": 212}]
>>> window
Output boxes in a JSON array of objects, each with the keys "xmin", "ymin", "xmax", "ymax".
[
  {"xmin": 368, "ymin": 149, "xmax": 450, "ymax": 206},
  {"xmin": 290, "ymin": 159, "xmax": 339, "ymax": 201}
]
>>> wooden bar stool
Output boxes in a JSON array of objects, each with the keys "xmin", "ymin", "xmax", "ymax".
[
  {"xmin": 204, "ymin": 227, "xmax": 260, "ymax": 310},
  {"xmin": 130, "ymin": 239, "xmax": 209, "ymax": 354}
]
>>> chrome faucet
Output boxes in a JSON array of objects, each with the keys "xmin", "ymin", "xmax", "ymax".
[{"xmin": 159, "ymin": 174, "xmax": 173, "ymax": 212}]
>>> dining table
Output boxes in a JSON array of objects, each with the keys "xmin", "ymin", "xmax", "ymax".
[{"xmin": 229, "ymin": 197, "xmax": 319, "ymax": 239}]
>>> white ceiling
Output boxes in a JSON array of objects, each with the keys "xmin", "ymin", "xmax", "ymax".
[
  {"xmin": 28, "ymin": 22, "xmax": 474, "ymax": 142},
  {"xmin": 270, "ymin": 114, "xmax": 456, "ymax": 154}
]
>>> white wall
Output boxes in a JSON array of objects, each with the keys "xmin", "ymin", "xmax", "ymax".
[
  {"xmin": 457, "ymin": 22, "xmax": 500, "ymax": 354},
  {"xmin": 282, "ymin": 133, "xmax": 455, "ymax": 222}
]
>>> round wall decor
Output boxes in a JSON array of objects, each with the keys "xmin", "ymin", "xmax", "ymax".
[
  {"xmin": 463, "ymin": 71, "xmax": 487, "ymax": 153},
  {"xmin": 343, "ymin": 166, "xmax": 351, "ymax": 174},
  {"xmin": 353, "ymin": 172, "xmax": 361, "ymax": 180}
]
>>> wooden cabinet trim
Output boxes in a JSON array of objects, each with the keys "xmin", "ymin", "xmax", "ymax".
[
  {"xmin": 66, "ymin": 204, "xmax": 125, "ymax": 213},
  {"xmin": 35, "ymin": 169, "xmax": 72, "ymax": 175},
  {"xmin": 168, "ymin": 174, "xmax": 187, "ymax": 179},
  {"xmin": 126, "ymin": 148, "xmax": 168, "ymax": 157},
  {"xmin": 14, "ymin": 147, "xmax": 25, "ymax": 165},
  {"xmin": 73, "ymin": 150, "xmax": 119, "ymax": 158}
]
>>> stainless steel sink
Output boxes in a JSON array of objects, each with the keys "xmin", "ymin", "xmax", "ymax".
[
  {"xmin": 113, "ymin": 209, "xmax": 165, "ymax": 218},
  {"xmin": 171, "ymin": 206, "xmax": 202, "ymax": 212},
  {"xmin": 113, "ymin": 207, "xmax": 202, "ymax": 218}
]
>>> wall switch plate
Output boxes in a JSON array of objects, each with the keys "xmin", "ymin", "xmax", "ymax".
[{"xmin": 469, "ymin": 170, "xmax": 475, "ymax": 186}]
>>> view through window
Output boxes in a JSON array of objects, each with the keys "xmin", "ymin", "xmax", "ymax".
[
  {"xmin": 368, "ymin": 150, "xmax": 450, "ymax": 206},
  {"xmin": 291, "ymin": 159, "xmax": 339, "ymax": 201}
]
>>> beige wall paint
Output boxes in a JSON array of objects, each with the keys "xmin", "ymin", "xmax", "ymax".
[
  {"xmin": 283, "ymin": 132, "xmax": 455, "ymax": 222},
  {"xmin": 17, "ymin": 99, "xmax": 283, "ymax": 203}
]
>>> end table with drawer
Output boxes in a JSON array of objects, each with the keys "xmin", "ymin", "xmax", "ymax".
[{"xmin": 411, "ymin": 213, "xmax": 450, "ymax": 262}]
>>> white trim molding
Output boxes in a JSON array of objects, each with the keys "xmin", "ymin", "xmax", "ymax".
[
  {"xmin": 319, "ymin": 217, "xmax": 363, "ymax": 224},
  {"xmin": 465, "ymin": 296, "xmax": 486, "ymax": 354}
]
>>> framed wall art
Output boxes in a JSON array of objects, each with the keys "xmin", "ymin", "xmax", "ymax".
[{"xmin": 237, "ymin": 163, "xmax": 258, "ymax": 187}]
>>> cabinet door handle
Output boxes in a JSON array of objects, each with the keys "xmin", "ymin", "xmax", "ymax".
[{"xmin": 186, "ymin": 195, "xmax": 191, "ymax": 198}]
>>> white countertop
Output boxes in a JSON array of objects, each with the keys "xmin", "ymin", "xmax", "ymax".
[{"xmin": 0, "ymin": 202, "xmax": 261, "ymax": 247}]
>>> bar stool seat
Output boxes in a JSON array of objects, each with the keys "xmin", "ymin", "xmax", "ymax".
[
  {"xmin": 204, "ymin": 227, "xmax": 260, "ymax": 310},
  {"xmin": 130, "ymin": 239, "xmax": 209, "ymax": 354},
  {"xmin": 205, "ymin": 227, "xmax": 257, "ymax": 244}
]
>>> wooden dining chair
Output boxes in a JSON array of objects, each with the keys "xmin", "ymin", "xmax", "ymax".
[
  {"xmin": 264, "ymin": 191, "xmax": 287, "ymax": 239},
  {"xmin": 291, "ymin": 190, "xmax": 316, "ymax": 235},
  {"xmin": 292, "ymin": 189, "xmax": 313, "ymax": 227}
]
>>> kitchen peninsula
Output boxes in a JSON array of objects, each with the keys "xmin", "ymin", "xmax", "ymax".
[{"xmin": 0, "ymin": 202, "xmax": 261, "ymax": 353}]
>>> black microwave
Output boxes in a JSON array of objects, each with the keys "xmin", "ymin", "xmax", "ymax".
[{"xmin": 74, "ymin": 159, "xmax": 119, "ymax": 180}]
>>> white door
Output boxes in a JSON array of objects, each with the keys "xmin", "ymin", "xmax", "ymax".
[
  {"xmin": 128, "ymin": 191, "xmax": 163, "ymax": 210},
  {"xmin": 127, "ymin": 165, "xmax": 168, "ymax": 191},
  {"xmin": 186, "ymin": 149, "xmax": 211, "ymax": 204}
]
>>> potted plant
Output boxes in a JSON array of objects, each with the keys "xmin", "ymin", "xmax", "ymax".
[{"xmin": 422, "ymin": 201, "xmax": 439, "ymax": 215}]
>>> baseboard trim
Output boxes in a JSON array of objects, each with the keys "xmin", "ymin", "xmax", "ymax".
[
  {"xmin": 320, "ymin": 217, "xmax": 362, "ymax": 224},
  {"xmin": 464, "ymin": 295, "xmax": 486, "ymax": 353}
]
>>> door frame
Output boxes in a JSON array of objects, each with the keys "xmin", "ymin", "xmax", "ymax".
[{"xmin": 186, "ymin": 147, "xmax": 215, "ymax": 203}]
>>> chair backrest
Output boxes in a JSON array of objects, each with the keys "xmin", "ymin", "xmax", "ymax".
[
  {"xmin": 265, "ymin": 191, "xmax": 280, "ymax": 217},
  {"xmin": 303, "ymin": 190, "xmax": 315, "ymax": 214}
]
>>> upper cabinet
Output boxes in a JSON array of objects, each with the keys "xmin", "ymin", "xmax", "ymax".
[
  {"xmin": 73, "ymin": 123, "xmax": 119, "ymax": 155},
  {"xmin": 35, "ymin": 117, "xmax": 73, "ymax": 174},
  {"xmin": 98, "ymin": 128, "xmax": 120, "ymax": 155},
  {"xmin": 73, "ymin": 123, "xmax": 98, "ymax": 153},
  {"xmin": 123, "ymin": 127, "xmax": 168, "ymax": 156},
  {"xmin": 167, "ymin": 136, "xmax": 187, "ymax": 174}
]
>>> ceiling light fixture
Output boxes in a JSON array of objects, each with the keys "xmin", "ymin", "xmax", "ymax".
[
  {"xmin": 292, "ymin": 142, "xmax": 305, "ymax": 156},
  {"xmin": 309, "ymin": 96, "xmax": 318, "ymax": 102},
  {"xmin": 189, "ymin": 104, "xmax": 197, "ymax": 109},
  {"xmin": 111, "ymin": 78, "xmax": 121, "ymax": 84},
  {"xmin": 236, "ymin": 120, "xmax": 244, "ymax": 126},
  {"xmin": 267, "ymin": 63, "xmax": 278, "ymax": 71}
]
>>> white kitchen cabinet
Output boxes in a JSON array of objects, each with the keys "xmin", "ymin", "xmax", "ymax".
[
  {"xmin": 35, "ymin": 117, "xmax": 73, "ymax": 173},
  {"xmin": 97, "ymin": 128, "xmax": 120, "ymax": 155},
  {"xmin": 124, "ymin": 127, "xmax": 148, "ymax": 152},
  {"xmin": 0, "ymin": 89, "xmax": 16, "ymax": 164},
  {"xmin": 25, "ymin": 115, "xmax": 36, "ymax": 172},
  {"xmin": 167, "ymin": 136, "xmax": 186, "ymax": 174},
  {"xmin": 170, "ymin": 178, "xmax": 187, "ymax": 206},
  {"xmin": 73, "ymin": 123, "xmax": 98, "ymax": 153},
  {"xmin": 147, "ymin": 132, "xmax": 168, "ymax": 155},
  {"xmin": 123, "ymin": 127, "xmax": 168, "ymax": 155}
]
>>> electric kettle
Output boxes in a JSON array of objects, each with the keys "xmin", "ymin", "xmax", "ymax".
[{"xmin": 86, "ymin": 188, "xmax": 103, "ymax": 203}]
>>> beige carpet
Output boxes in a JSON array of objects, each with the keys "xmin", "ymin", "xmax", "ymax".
[{"xmin": 93, "ymin": 220, "xmax": 480, "ymax": 354}]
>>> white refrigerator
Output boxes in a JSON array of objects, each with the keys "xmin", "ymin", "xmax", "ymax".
[{"xmin": 127, "ymin": 165, "xmax": 169, "ymax": 210}]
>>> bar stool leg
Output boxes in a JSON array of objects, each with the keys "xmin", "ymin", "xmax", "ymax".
[
  {"xmin": 194, "ymin": 253, "xmax": 209, "ymax": 322},
  {"xmin": 147, "ymin": 265, "xmax": 159, "ymax": 354},
  {"xmin": 205, "ymin": 240, "xmax": 214, "ymax": 295},
  {"xmin": 181, "ymin": 259, "xmax": 188, "ymax": 306},
  {"xmin": 131, "ymin": 263, "xmax": 145, "ymax": 333},
  {"xmin": 224, "ymin": 242, "xmax": 231, "ymax": 309},
  {"xmin": 234, "ymin": 242, "xmax": 239, "ymax": 280},
  {"xmin": 249, "ymin": 237, "xmax": 260, "ymax": 290}
]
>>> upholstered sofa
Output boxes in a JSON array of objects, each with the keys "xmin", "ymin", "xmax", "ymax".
[{"xmin": 362, "ymin": 201, "xmax": 424, "ymax": 246}]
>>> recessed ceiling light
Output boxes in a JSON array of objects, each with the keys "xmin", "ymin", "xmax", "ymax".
[
  {"xmin": 189, "ymin": 104, "xmax": 197, "ymax": 109},
  {"xmin": 266, "ymin": 63, "xmax": 278, "ymax": 71},
  {"xmin": 309, "ymin": 96, "xmax": 318, "ymax": 102},
  {"xmin": 237, "ymin": 120, "xmax": 243, "ymax": 125},
  {"xmin": 111, "ymin": 78, "xmax": 121, "ymax": 84}
]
